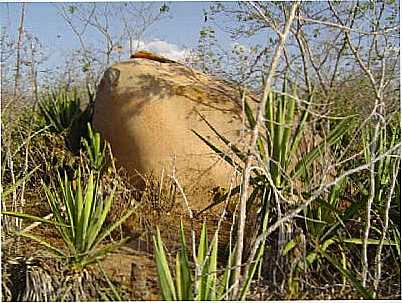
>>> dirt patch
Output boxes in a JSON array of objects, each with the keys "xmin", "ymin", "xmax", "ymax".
[{"xmin": 100, "ymin": 246, "xmax": 159, "ymax": 300}]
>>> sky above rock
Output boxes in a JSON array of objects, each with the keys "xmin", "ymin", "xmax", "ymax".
[{"xmin": 1, "ymin": 1, "xmax": 232, "ymax": 68}]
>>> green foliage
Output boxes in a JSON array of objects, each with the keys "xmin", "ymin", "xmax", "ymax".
[
  {"xmin": 36, "ymin": 86, "xmax": 96, "ymax": 152},
  {"xmin": 261, "ymin": 83, "xmax": 354, "ymax": 186},
  {"xmin": 315, "ymin": 242, "xmax": 373, "ymax": 299},
  {"xmin": 362, "ymin": 115, "xmax": 400, "ymax": 206},
  {"xmin": 82, "ymin": 62, "xmax": 91, "ymax": 73},
  {"xmin": 67, "ymin": 5, "xmax": 77, "ymax": 14},
  {"xmin": 191, "ymin": 78, "xmax": 398, "ymax": 298},
  {"xmin": 82, "ymin": 123, "xmax": 106, "ymax": 172},
  {"xmin": 153, "ymin": 222, "xmax": 214, "ymax": 301},
  {"xmin": 281, "ymin": 233, "xmax": 379, "ymax": 299},
  {"xmin": 303, "ymin": 177, "xmax": 350, "ymax": 241},
  {"xmin": 282, "ymin": 168, "xmax": 398, "ymax": 297},
  {"xmin": 97, "ymin": 261, "xmax": 123, "ymax": 301},
  {"xmin": 1, "ymin": 165, "xmax": 40, "ymax": 200},
  {"xmin": 3, "ymin": 169, "xmax": 136, "ymax": 269},
  {"xmin": 193, "ymin": 80, "xmax": 354, "ymax": 209},
  {"xmin": 159, "ymin": 3, "xmax": 169, "ymax": 13},
  {"xmin": 153, "ymin": 221, "xmax": 261, "ymax": 300},
  {"xmin": 38, "ymin": 88, "xmax": 82, "ymax": 134}
]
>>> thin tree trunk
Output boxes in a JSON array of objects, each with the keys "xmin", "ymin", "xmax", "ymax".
[
  {"xmin": 231, "ymin": 2, "xmax": 299, "ymax": 298},
  {"xmin": 0, "ymin": 27, "xmax": 6, "ymax": 102},
  {"xmin": 13, "ymin": 3, "xmax": 26, "ymax": 98},
  {"xmin": 29, "ymin": 37, "xmax": 38, "ymax": 106},
  {"xmin": 373, "ymin": 159, "xmax": 400, "ymax": 296}
]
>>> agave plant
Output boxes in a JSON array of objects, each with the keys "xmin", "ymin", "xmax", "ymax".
[
  {"xmin": 153, "ymin": 222, "xmax": 217, "ymax": 300},
  {"xmin": 82, "ymin": 123, "xmax": 106, "ymax": 172},
  {"xmin": 153, "ymin": 221, "xmax": 261, "ymax": 300},
  {"xmin": 362, "ymin": 114, "xmax": 400, "ymax": 206},
  {"xmin": 193, "ymin": 80, "xmax": 355, "ymax": 212},
  {"xmin": 38, "ymin": 88, "xmax": 82, "ymax": 134},
  {"xmin": 192, "ymin": 80, "xmax": 356, "ymax": 298},
  {"xmin": 2, "ymin": 169, "xmax": 136, "ymax": 269},
  {"xmin": 281, "ymin": 169, "xmax": 398, "ymax": 299}
]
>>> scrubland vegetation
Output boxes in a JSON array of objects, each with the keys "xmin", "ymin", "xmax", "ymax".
[{"xmin": 1, "ymin": 1, "xmax": 400, "ymax": 301}]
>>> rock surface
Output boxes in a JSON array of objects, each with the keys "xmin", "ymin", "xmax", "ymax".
[{"xmin": 93, "ymin": 56, "xmax": 256, "ymax": 209}]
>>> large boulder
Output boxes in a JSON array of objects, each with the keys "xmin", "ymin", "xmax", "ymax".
[{"xmin": 92, "ymin": 55, "xmax": 256, "ymax": 209}]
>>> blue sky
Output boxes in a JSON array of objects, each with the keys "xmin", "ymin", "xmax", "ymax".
[{"xmin": 1, "ymin": 2, "xmax": 231, "ymax": 68}]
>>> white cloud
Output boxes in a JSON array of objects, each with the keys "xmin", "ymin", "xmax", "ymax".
[{"xmin": 131, "ymin": 39, "xmax": 190, "ymax": 62}]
